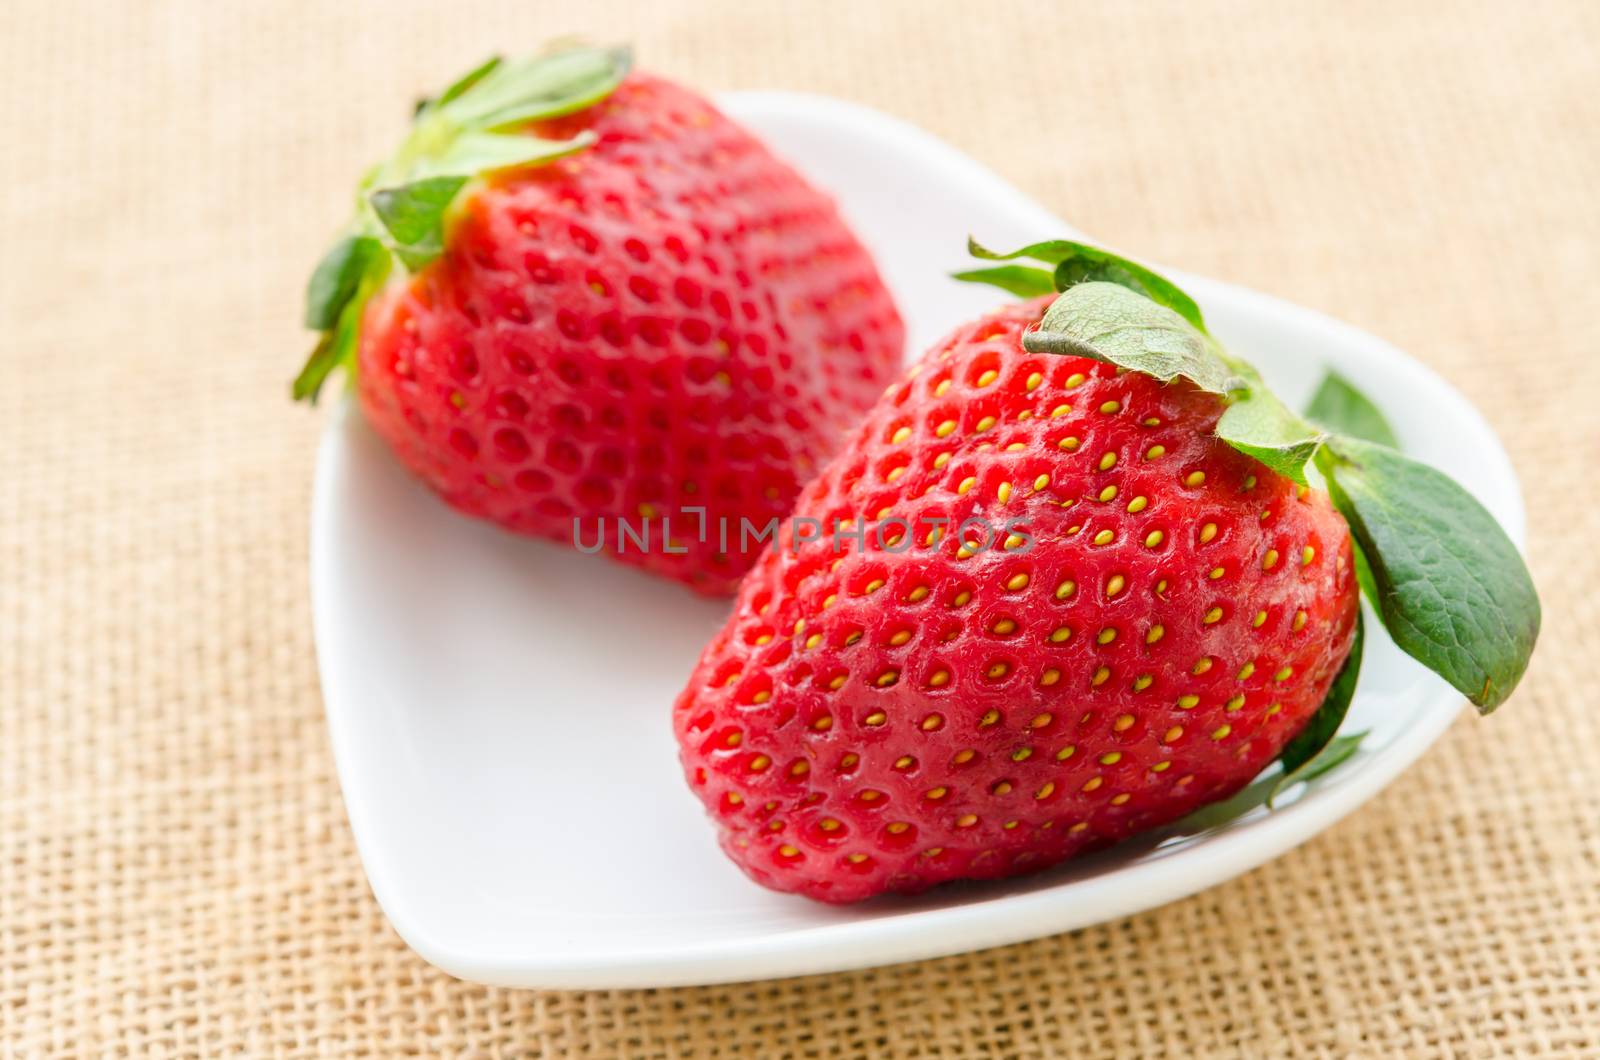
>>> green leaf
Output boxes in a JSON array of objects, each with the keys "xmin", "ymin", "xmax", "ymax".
[
  {"xmin": 1269, "ymin": 733, "xmax": 1367, "ymax": 807},
  {"xmin": 294, "ymin": 242, "xmax": 391, "ymax": 403},
  {"xmin": 1051, "ymin": 253, "xmax": 1206, "ymax": 334},
  {"xmin": 1351, "ymin": 537, "xmax": 1380, "ymax": 604},
  {"xmin": 1215, "ymin": 384, "xmax": 1323, "ymax": 485},
  {"xmin": 968, "ymin": 237, "xmax": 1207, "ymax": 332},
  {"xmin": 967, "ymin": 237, "xmax": 1080, "ymax": 266},
  {"xmin": 1295, "ymin": 732, "xmax": 1367, "ymax": 784},
  {"xmin": 292, "ymin": 288, "xmax": 366, "ymax": 404},
  {"xmin": 949, "ymin": 264, "xmax": 1056, "ymax": 298},
  {"xmin": 1022, "ymin": 282, "xmax": 1238, "ymax": 394},
  {"xmin": 1317, "ymin": 436, "xmax": 1540, "ymax": 712},
  {"xmin": 414, "ymin": 130, "xmax": 595, "ymax": 180},
  {"xmin": 1306, "ymin": 371, "xmax": 1399, "ymax": 448},
  {"xmin": 1270, "ymin": 610, "xmax": 1364, "ymax": 808},
  {"xmin": 369, "ymin": 175, "xmax": 469, "ymax": 271},
  {"xmin": 413, "ymin": 56, "xmax": 503, "ymax": 119},
  {"xmin": 436, "ymin": 55, "xmax": 503, "ymax": 109},
  {"xmin": 440, "ymin": 45, "xmax": 631, "ymax": 131},
  {"xmin": 292, "ymin": 330, "xmax": 344, "ymax": 405},
  {"xmin": 304, "ymin": 235, "xmax": 383, "ymax": 330}
]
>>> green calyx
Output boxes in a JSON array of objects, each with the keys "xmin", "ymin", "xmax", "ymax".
[
  {"xmin": 1268, "ymin": 613, "xmax": 1365, "ymax": 808},
  {"xmin": 293, "ymin": 45, "xmax": 632, "ymax": 403},
  {"xmin": 955, "ymin": 238, "xmax": 1540, "ymax": 788},
  {"xmin": 959, "ymin": 237, "xmax": 1208, "ymax": 331}
]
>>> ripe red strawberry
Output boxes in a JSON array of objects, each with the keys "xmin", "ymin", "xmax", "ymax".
[
  {"xmin": 674, "ymin": 295, "xmax": 1361, "ymax": 901},
  {"xmin": 296, "ymin": 47, "xmax": 903, "ymax": 593},
  {"xmin": 675, "ymin": 236, "xmax": 1540, "ymax": 903}
]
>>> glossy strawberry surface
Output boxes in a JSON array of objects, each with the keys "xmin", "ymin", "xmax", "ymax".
[
  {"xmin": 675, "ymin": 296, "xmax": 1359, "ymax": 901},
  {"xmin": 356, "ymin": 74, "xmax": 904, "ymax": 593}
]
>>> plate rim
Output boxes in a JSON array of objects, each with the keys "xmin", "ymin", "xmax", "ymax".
[{"xmin": 310, "ymin": 89, "xmax": 1527, "ymax": 989}]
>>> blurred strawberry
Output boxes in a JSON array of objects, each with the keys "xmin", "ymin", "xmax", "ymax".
[{"xmin": 296, "ymin": 47, "xmax": 903, "ymax": 593}]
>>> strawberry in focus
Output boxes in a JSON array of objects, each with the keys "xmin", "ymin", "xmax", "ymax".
[
  {"xmin": 675, "ymin": 233, "xmax": 1540, "ymax": 903},
  {"xmin": 297, "ymin": 48, "xmax": 904, "ymax": 594},
  {"xmin": 673, "ymin": 296, "xmax": 1360, "ymax": 902}
]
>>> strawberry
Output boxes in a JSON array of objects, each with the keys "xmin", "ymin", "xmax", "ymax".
[
  {"xmin": 674, "ymin": 297, "xmax": 1359, "ymax": 901},
  {"xmin": 674, "ymin": 241, "xmax": 1539, "ymax": 902},
  {"xmin": 295, "ymin": 47, "xmax": 903, "ymax": 593}
]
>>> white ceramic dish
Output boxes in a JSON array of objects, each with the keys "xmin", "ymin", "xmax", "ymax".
[{"xmin": 310, "ymin": 91, "xmax": 1526, "ymax": 989}]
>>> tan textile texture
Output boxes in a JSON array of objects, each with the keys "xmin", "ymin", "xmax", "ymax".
[{"xmin": 3, "ymin": 0, "xmax": 1598, "ymax": 1055}]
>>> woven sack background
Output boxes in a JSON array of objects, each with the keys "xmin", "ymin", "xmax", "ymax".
[{"xmin": 3, "ymin": 1, "xmax": 1597, "ymax": 1055}]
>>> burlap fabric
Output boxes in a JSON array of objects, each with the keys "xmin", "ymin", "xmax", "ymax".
[{"xmin": 4, "ymin": 1, "xmax": 1597, "ymax": 1055}]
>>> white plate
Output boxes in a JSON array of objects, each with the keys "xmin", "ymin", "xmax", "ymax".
[{"xmin": 310, "ymin": 91, "xmax": 1527, "ymax": 989}]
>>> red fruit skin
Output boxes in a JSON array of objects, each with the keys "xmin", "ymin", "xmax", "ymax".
[
  {"xmin": 355, "ymin": 74, "xmax": 904, "ymax": 594},
  {"xmin": 674, "ymin": 297, "xmax": 1359, "ymax": 902}
]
